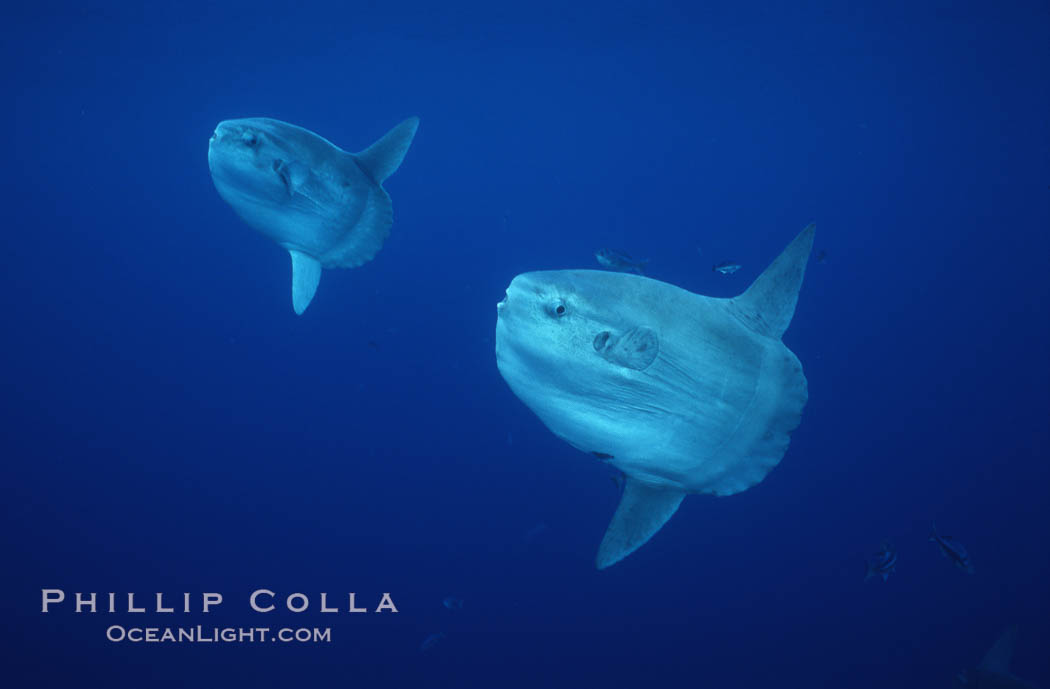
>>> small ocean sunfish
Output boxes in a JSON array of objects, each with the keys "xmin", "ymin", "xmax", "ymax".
[
  {"xmin": 595, "ymin": 249, "xmax": 648, "ymax": 274},
  {"xmin": 442, "ymin": 596, "xmax": 464, "ymax": 611},
  {"xmin": 930, "ymin": 524, "xmax": 974, "ymax": 574},
  {"xmin": 712, "ymin": 261, "xmax": 741, "ymax": 275},
  {"xmin": 865, "ymin": 541, "xmax": 898, "ymax": 581},
  {"xmin": 208, "ymin": 116, "xmax": 419, "ymax": 314}
]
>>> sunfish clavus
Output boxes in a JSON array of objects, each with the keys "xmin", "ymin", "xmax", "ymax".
[
  {"xmin": 495, "ymin": 225, "xmax": 814, "ymax": 569},
  {"xmin": 208, "ymin": 116, "xmax": 419, "ymax": 314}
]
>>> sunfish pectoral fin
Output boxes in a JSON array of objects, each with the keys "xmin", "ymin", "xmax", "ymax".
[
  {"xmin": 731, "ymin": 223, "xmax": 815, "ymax": 339},
  {"xmin": 594, "ymin": 327, "xmax": 659, "ymax": 371},
  {"xmin": 355, "ymin": 117, "xmax": 420, "ymax": 185},
  {"xmin": 289, "ymin": 250, "xmax": 322, "ymax": 315},
  {"xmin": 596, "ymin": 477, "xmax": 685, "ymax": 570},
  {"xmin": 274, "ymin": 159, "xmax": 311, "ymax": 197}
]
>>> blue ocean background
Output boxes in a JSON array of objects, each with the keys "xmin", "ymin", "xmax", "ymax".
[{"xmin": 2, "ymin": 1, "xmax": 1048, "ymax": 687}]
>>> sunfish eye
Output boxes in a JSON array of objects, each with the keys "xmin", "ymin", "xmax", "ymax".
[
  {"xmin": 242, "ymin": 131, "xmax": 258, "ymax": 147},
  {"xmin": 548, "ymin": 300, "xmax": 567, "ymax": 318}
]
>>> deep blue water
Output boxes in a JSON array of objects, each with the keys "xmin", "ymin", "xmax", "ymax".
[{"xmin": 2, "ymin": 1, "xmax": 1048, "ymax": 687}]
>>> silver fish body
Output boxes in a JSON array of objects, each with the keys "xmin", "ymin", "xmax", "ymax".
[
  {"xmin": 596, "ymin": 248, "xmax": 648, "ymax": 274},
  {"xmin": 931, "ymin": 525, "xmax": 974, "ymax": 574},
  {"xmin": 713, "ymin": 261, "xmax": 741, "ymax": 275},
  {"xmin": 866, "ymin": 542, "xmax": 898, "ymax": 581}
]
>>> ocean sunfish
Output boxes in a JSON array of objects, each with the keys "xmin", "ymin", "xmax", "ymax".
[
  {"xmin": 208, "ymin": 116, "xmax": 419, "ymax": 314},
  {"xmin": 495, "ymin": 225, "xmax": 814, "ymax": 569}
]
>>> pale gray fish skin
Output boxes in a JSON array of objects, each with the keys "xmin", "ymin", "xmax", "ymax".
[
  {"xmin": 495, "ymin": 226, "xmax": 814, "ymax": 568},
  {"xmin": 207, "ymin": 116, "xmax": 419, "ymax": 313},
  {"xmin": 496, "ymin": 269, "xmax": 805, "ymax": 491}
]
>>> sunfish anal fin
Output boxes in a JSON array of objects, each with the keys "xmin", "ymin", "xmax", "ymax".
[
  {"xmin": 289, "ymin": 250, "xmax": 322, "ymax": 315},
  {"xmin": 978, "ymin": 626, "xmax": 1017, "ymax": 674},
  {"xmin": 355, "ymin": 117, "xmax": 420, "ymax": 185},
  {"xmin": 596, "ymin": 477, "xmax": 685, "ymax": 570},
  {"xmin": 731, "ymin": 223, "xmax": 815, "ymax": 339}
]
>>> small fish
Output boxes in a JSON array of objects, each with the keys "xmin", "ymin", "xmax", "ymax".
[
  {"xmin": 865, "ymin": 541, "xmax": 898, "ymax": 581},
  {"xmin": 816, "ymin": 249, "xmax": 828, "ymax": 264},
  {"xmin": 420, "ymin": 632, "xmax": 446, "ymax": 653},
  {"xmin": 930, "ymin": 524, "xmax": 974, "ymax": 574},
  {"xmin": 442, "ymin": 596, "xmax": 464, "ymax": 611},
  {"xmin": 595, "ymin": 249, "xmax": 648, "ymax": 274},
  {"xmin": 712, "ymin": 261, "xmax": 741, "ymax": 275}
]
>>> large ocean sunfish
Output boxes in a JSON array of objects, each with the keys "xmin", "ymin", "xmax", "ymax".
[
  {"xmin": 208, "ymin": 116, "xmax": 419, "ymax": 314},
  {"xmin": 495, "ymin": 225, "xmax": 814, "ymax": 569}
]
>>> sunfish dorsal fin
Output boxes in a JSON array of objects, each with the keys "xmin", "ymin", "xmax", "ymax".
[
  {"xmin": 978, "ymin": 626, "xmax": 1017, "ymax": 674},
  {"xmin": 355, "ymin": 117, "xmax": 420, "ymax": 185},
  {"xmin": 596, "ymin": 477, "xmax": 685, "ymax": 570},
  {"xmin": 289, "ymin": 250, "xmax": 322, "ymax": 315},
  {"xmin": 731, "ymin": 224, "xmax": 815, "ymax": 339}
]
